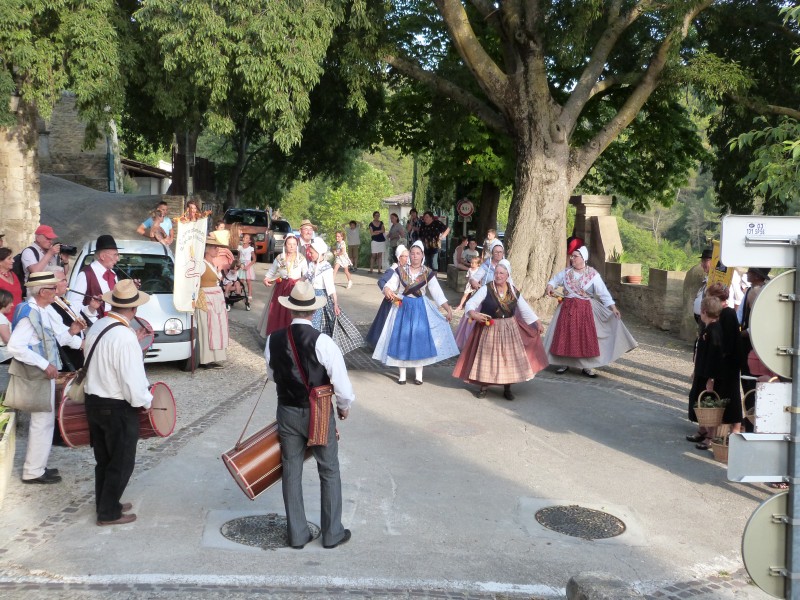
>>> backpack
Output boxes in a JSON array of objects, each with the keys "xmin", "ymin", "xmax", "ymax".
[{"xmin": 11, "ymin": 246, "xmax": 39, "ymax": 299}]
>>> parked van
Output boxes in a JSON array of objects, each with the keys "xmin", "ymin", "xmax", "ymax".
[{"xmin": 222, "ymin": 208, "xmax": 270, "ymax": 260}]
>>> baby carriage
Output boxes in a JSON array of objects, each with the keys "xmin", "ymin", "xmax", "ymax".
[{"xmin": 222, "ymin": 264, "xmax": 251, "ymax": 311}]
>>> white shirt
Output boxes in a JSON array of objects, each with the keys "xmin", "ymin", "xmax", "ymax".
[
  {"xmin": 548, "ymin": 268, "xmax": 615, "ymax": 307},
  {"xmin": 238, "ymin": 245, "xmax": 255, "ymax": 267},
  {"xmin": 383, "ymin": 267, "xmax": 448, "ymax": 306},
  {"xmin": 465, "ymin": 284, "xmax": 539, "ymax": 324},
  {"xmin": 52, "ymin": 296, "xmax": 97, "ymax": 330},
  {"xmin": 66, "ymin": 260, "xmax": 116, "ymax": 313},
  {"xmin": 264, "ymin": 319, "xmax": 355, "ymax": 411},
  {"xmin": 266, "ymin": 254, "xmax": 307, "ymax": 280},
  {"xmin": 21, "ymin": 243, "xmax": 58, "ymax": 281},
  {"xmin": 8, "ymin": 298, "xmax": 82, "ymax": 370},
  {"xmin": 346, "ymin": 227, "xmax": 360, "ymax": 246},
  {"xmin": 84, "ymin": 313, "xmax": 152, "ymax": 408},
  {"xmin": 308, "ymin": 263, "xmax": 336, "ymax": 296}
]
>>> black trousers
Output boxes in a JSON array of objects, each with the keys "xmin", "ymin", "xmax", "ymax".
[
  {"xmin": 424, "ymin": 248, "xmax": 437, "ymax": 270},
  {"xmin": 85, "ymin": 394, "xmax": 140, "ymax": 521}
]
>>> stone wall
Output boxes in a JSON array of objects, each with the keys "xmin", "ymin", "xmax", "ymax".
[
  {"xmin": 37, "ymin": 94, "xmax": 123, "ymax": 193},
  {"xmin": 0, "ymin": 103, "xmax": 40, "ymax": 253}
]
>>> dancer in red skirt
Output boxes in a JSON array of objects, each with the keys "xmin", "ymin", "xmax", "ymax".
[
  {"xmin": 544, "ymin": 246, "xmax": 637, "ymax": 377},
  {"xmin": 258, "ymin": 234, "xmax": 308, "ymax": 338}
]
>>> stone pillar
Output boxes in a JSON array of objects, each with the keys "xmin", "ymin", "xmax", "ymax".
[
  {"xmin": 569, "ymin": 195, "xmax": 623, "ymax": 279},
  {"xmin": 0, "ymin": 101, "xmax": 40, "ymax": 253}
]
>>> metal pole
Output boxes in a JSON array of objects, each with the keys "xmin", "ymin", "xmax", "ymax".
[{"xmin": 786, "ymin": 236, "xmax": 800, "ymax": 599}]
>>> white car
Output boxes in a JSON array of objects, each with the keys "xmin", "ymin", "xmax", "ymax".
[{"xmin": 68, "ymin": 240, "xmax": 192, "ymax": 365}]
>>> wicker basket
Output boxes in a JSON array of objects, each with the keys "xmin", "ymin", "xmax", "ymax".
[
  {"xmin": 694, "ymin": 390, "xmax": 725, "ymax": 428},
  {"xmin": 711, "ymin": 437, "xmax": 729, "ymax": 463}
]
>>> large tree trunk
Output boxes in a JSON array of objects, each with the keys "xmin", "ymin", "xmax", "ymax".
[
  {"xmin": 0, "ymin": 103, "xmax": 40, "ymax": 253},
  {"xmin": 473, "ymin": 180, "xmax": 499, "ymax": 244},
  {"xmin": 505, "ymin": 120, "xmax": 571, "ymax": 315}
]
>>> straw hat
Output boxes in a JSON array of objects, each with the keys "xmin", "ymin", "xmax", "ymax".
[
  {"xmin": 205, "ymin": 230, "xmax": 229, "ymax": 247},
  {"xmin": 298, "ymin": 219, "xmax": 318, "ymax": 231},
  {"xmin": 102, "ymin": 279, "xmax": 151, "ymax": 308},
  {"xmin": 277, "ymin": 281, "xmax": 327, "ymax": 312},
  {"xmin": 25, "ymin": 272, "xmax": 60, "ymax": 288}
]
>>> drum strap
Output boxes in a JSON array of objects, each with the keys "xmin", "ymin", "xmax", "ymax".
[{"xmin": 234, "ymin": 378, "xmax": 270, "ymax": 450}]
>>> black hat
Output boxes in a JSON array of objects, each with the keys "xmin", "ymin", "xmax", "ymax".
[
  {"xmin": 699, "ymin": 248, "xmax": 713, "ymax": 260},
  {"xmin": 95, "ymin": 235, "xmax": 120, "ymax": 251},
  {"xmin": 747, "ymin": 267, "xmax": 771, "ymax": 281}
]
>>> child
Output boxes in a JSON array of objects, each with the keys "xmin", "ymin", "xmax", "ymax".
[
  {"xmin": 482, "ymin": 229, "xmax": 497, "ymax": 261},
  {"xmin": 455, "ymin": 256, "xmax": 482, "ymax": 311},
  {"xmin": 0, "ymin": 289, "xmax": 13, "ymax": 363},
  {"xmin": 332, "ymin": 231, "xmax": 353, "ymax": 289},
  {"xmin": 223, "ymin": 264, "xmax": 247, "ymax": 311},
  {"xmin": 462, "ymin": 238, "xmax": 479, "ymax": 266},
  {"xmin": 238, "ymin": 233, "xmax": 256, "ymax": 301}
]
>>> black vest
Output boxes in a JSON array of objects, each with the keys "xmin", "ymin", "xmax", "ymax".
[
  {"xmin": 51, "ymin": 300, "xmax": 85, "ymax": 371},
  {"xmin": 269, "ymin": 324, "xmax": 331, "ymax": 408}
]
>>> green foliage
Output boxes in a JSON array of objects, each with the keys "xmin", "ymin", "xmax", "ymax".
[
  {"xmin": 362, "ymin": 146, "xmax": 414, "ymax": 195},
  {"xmin": 615, "ymin": 210, "xmax": 695, "ymax": 283}
]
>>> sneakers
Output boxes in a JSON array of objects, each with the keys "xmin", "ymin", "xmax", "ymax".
[
  {"xmin": 226, "ymin": 304, "xmax": 231, "ymax": 312},
  {"xmin": 245, "ymin": 302, "xmax": 251, "ymax": 311},
  {"xmin": 347, "ymin": 281, "xmax": 352, "ymax": 289}
]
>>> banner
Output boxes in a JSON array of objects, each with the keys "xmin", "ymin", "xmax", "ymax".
[
  {"xmin": 707, "ymin": 239, "xmax": 734, "ymax": 288},
  {"xmin": 173, "ymin": 219, "xmax": 208, "ymax": 312}
]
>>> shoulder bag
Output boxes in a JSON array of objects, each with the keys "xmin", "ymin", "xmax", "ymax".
[
  {"xmin": 66, "ymin": 322, "xmax": 124, "ymax": 404},
  {"xmin": 287, "ymin": 327, "xmax": 336, "ymax": 447},
  {"xmin": 3, "ymin": 358, "xmax": 52, "ymax": 412}
]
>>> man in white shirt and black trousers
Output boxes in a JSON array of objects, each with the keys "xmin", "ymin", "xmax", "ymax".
[
  {"xmin": 84, "ymin": 279, "xmax": 153, "ymax": 526},
  {"xmin": 264, "ymin": 281, "xmax": 355, "ymax": 549}
]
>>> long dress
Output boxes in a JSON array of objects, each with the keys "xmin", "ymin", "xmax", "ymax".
[
  {"xmin": 257, "ymin": 254, "xmax": 307, "ymax": 338},
  {"xmin": 365, "ymin": 265, "xmax": 399, "ymax": 348},
  {"xmin": 544, "ymin": 266, "xmax": 637, "ymax": 368},
  {"xmin": 196, "ymin": 260, "xmax": 228, "ymax": 364},
  {"xmin": 372, "ymin": 265, "xmax": 459, "ymax": 367},
  {"xmin": 307, "ymin": 260, "xmax": 364, "ymax": 354},
  {"xmin": 453, "ymin": 283, "xmax": 548, "ymax": 384},
  {"xmin": 454, "ymin": 259, "xmax": 514, "ymax": 349}
]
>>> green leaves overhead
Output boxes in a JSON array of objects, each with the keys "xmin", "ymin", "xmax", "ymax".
[{"xmin": 135, "ymin": 0, "xmax": 348, "ymax": 151}]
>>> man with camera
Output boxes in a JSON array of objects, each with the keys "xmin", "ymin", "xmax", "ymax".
[{"xmin": 21, "ymin": 225, "xmax": 63, "ymax": 284}]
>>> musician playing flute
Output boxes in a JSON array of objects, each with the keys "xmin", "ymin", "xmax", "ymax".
[
  {"xmin": 84, "ymin": 280, "xmax": 153, "ymax": 526},
  {"xmin": 66, "ymin": 235, "xmax": 121, "ymax": 319},
  {"xmin": 257, "ymin": 233, "xmax": 307, "ymax": 338}
]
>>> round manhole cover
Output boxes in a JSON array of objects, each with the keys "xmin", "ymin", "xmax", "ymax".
[
  {"xmin": 535, "ymin": 505, "xmax": 626, "ymax": 540},
  {"xmin": 221, "ymin": 513, "xmax": 320, "ymax": 549}
]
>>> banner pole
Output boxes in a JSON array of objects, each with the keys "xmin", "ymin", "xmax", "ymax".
[{"xmin": 190, "ymin": 312, "xmax": 196, "ymax": 374}]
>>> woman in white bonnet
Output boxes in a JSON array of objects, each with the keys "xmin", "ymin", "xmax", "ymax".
[{"xmin": 544, "ymin": 245, "xmax": 637, "ymax": 377}]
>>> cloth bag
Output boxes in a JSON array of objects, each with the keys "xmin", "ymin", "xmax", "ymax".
[
  {"xmin": 3, "ymin": 358, "xmax": 51, "ymax": 412},
  {"xmin": 66, "ymin": 322, "xmax": 124, "ymax": 404},
  {"xmin": 288, "ymin": 328, "xmax": 335, "ymax": 447}
]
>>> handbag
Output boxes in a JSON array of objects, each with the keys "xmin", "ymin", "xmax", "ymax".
[
  {"xmin": 66, "ymin": 322, "xmax": 124, "ymax": 404},
  {"xmin": 3, "ymin": 358, "xmax": 52, "ymax": 412},
  {"xmin": 288, "ymin": 327, "xmax": 335, "ymax": 447}
]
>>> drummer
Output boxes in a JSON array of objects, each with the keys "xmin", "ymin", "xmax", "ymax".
[{"xmin": 84, "ymin": 279, "xmax": 153, "ymax": 526}]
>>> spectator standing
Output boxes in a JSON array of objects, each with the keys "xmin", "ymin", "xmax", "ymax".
[
  {"xmin": 345, "ymin": 221, "xmax": 360, "ymax": 271},
  {"xmin": 369, "ymin": 211, "xmax": 386, "ymax": 274},
  {"xmin": 406, "ymin": 208, "xmax": 421, "ymax": 245},
  {"xmin": 0, "ymin": 248, "xmax": 23, "ymax": 317},
  {"xmin": 481, "ymin": 229, "xmax": 498, "ymax": 262},
  {"xmin": 418, "ymin": 211, "xmax": 450, "ymax": 270},
  {"xmin": 21, "ymin": 225, "xmax": 61, "ymax": 284},
  {"xmin": 387, "ymin": 213, "xmax": 404, "ymax": 260},
  {"xmin": 137, "ymin": 201, "xmax": 173, "ymax": 245},
  {"xmin": 692, "ymin": 248, "xmax": 712, "ymax": 326}
]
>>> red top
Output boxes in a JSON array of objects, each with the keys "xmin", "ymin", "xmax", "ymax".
[{"xmin": 0, "ymin": 271, "xmax": 23, "ymax": 317}]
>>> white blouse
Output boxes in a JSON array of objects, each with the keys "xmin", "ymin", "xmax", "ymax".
[
  {"xmin": 548, "ymin": 268, "xmax": 614, "ymax": 307},
  {"xmin": 384, "ymin": 268, "xmax": 448, "ymax": 307},
  {"xmin": 465, "ymin": 284, "xmax": 539, "ymax": 324},
  {"xmin": 308, "ymin": 263, "xmax": 336, "ymax": 296},
  {"xmin": 266, "ymin": 254, "xmax": 308, "ymax": 280}
]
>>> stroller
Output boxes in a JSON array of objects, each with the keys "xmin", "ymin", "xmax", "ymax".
[{"xmin": 222, "ymin": 263, "xmax": 251, "ymax": 311}]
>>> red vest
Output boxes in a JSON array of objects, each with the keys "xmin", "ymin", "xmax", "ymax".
[{"xmin": 82, "ymin": 266, "xmax": 107, "ymax": 318}]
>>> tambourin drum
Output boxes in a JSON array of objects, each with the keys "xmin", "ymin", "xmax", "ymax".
[
  {"xmin": 139, "ymin": 381, "xmax": 176, "ymax": 439},
  {"xmin": 58, "ymin": 380, "xmax": 176, "ymax": 448},
  {"xmin": 132, "ymin": 317, "xmax": 155, "ymax": 352},
  {"xmin": 222, "ymin": 421, "xmax": 312, "ymax": 501}
]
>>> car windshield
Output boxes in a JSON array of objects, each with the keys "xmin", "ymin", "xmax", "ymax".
[
  {"xmin": 224, "ymin": 209, "xmax": 269, "ymax": 227},
  {"xmin": 80, "ymin": 254, "xmax": 174, "ymax": 294},
  {"xmin": 270, "ymin": 221, "xmax": 292, "ymax": 233}
]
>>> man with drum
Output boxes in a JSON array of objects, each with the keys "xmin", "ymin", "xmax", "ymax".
[
  {"xmin": 84, "ymin": 279, "xmax": 153, "ymax": 526},
  {"xmin": 264, "ymin": 281, "xmax": 355, "ymax": 549}
]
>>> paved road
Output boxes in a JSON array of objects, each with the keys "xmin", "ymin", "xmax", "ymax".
[{"xmin": 1, "ymin": 188, "xmax": 773, "ymax": 599}]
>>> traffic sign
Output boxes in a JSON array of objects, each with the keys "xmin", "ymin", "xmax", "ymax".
[
  {"xmin": 456, "ymin": 199, "xmax": 474, "ymax": 218},
  {"xmin": 720, "ymin": 215, "xmax": 800, "ymax": 268},
  {"xmin": 742, "ymin": 491, "xmax": 787, "ymax": 599},
  {"xmin": 728, "ymin": 433, "xmax": 787, "ymax": 483},
  {"xmin": 751, "ymin": 270, "xmax": 796, "ymax": 380}
]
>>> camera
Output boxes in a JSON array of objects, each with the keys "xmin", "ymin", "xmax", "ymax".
[{"xmin": 59, "ymin": 244, "xmax": 78, "ymax": 256}]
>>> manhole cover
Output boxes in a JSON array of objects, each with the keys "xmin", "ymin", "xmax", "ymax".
[
  {"xmin": 535, "ymin": 505, "xmax": 626, "ymax": 540},
  {"xmin": 220, "ymin": 513, "xmax": 320, "ymax": 549}
]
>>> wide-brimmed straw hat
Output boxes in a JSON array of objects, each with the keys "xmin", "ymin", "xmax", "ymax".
[
  {"xmin": 25, "ymin": 272, "xmax": 60, "ymax": 288},
  {"xmin": 277, "ymin": 281, "xmax": 327, "ymax": 312},
  {"xmin": 205, "ymin": 231, "xmax": 229, "ymax": 247},
  {"xmin": 298, "ymin": 219, "xmax": 318, "ymax": 231},
  {"xmin": 102, "ymin": 279, "xmax": 151, "ymax": 308}
]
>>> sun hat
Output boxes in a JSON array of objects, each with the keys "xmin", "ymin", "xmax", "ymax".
[
  {"xmin": 102, "ymin": 279, "xmax": 151, "ymax": 308},
  {"xmin": 747, "ymin": 267, "xmax": 771, "ymax": 281},
  {"xmin": 35, "ymin": 225, "xmax": 58, "ymax": 240},
  {"xmin": 299, "ymin": 219, "xmax": 318, "ymax": 231},
  {"xmin": 205, "ymin": 231, "xmax": 229, "ymax": 247},
  {"xmin": 25, "ymin": 272, "xmax": 60, "ymax": 288},
  {"xmin": 395, "ymin": 244, "xmax": 408, "ymax": 258},
  {"xmin": 277, "ymin": 281, "xmax": 327, "ymax": 312}
]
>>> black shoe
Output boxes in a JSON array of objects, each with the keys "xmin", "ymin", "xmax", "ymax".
[
  {"xmin": 686, "ymin": 433, "xmax": 705, "ymax": 443},
  {"xmin": 477, "ymin": 388, "xmax": 488, "ymax": 399},
  {"xmin": 323, "ymin": 529, "xmax": 351, "ymax": 549},
  {"xmin": 582, "ymin": 368, "xmax": 598, "ymax": 378},
  {"xmin": 44, "ymin": 468, "xmax": 59, "ymax": 477},
  {"xmin": 291, "ymin": 534, "xmax": 313, "ymax": 550},
  {"xmin": 503, "ymin": 387, "xmax": 515, "ymax": 401},
  {"xmin": 555, "ymin": 366, "xmax": 569, "ymax": 374},
  {"xmin": 23, "ymin": 472, "xmax": 62, "ymax": 484},
  {"xmin": 397, "ymin": 379, "xmax": 407, "ymax": 385}
]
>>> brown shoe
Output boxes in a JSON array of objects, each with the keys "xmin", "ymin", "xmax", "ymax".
[{"xmin": 97, "ymin": 513, "xmax": 137, "ymax": 526}]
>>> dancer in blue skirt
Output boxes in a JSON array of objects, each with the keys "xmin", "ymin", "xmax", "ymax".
[{"xmin": 372, "ymin": 241, "xmax": 457, "ymax": 384}]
